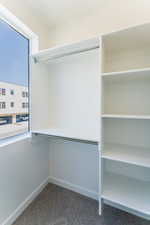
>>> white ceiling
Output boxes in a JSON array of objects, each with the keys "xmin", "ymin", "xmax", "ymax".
[{"xmin": 26, "ymin": 0, "xmax": 104, "ymax": 28}]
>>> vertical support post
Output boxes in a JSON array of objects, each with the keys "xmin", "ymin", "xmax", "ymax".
[{"xmin": 98, "ymin": 36, "xmax": 103, "ymax": 216}]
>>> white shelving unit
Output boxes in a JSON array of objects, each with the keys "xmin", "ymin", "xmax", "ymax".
[
  {"xmin": 101, "ymin": 23, "xmax": 150, "ymax": 220},
  {"xmin": 31, "ymin": 23, "xmax": 150, "ymax": 220}
]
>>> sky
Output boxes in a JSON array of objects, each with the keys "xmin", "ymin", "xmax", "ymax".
[{"xmin": 0, "ymin": 19, "xmax": 29, "ymax": 86}]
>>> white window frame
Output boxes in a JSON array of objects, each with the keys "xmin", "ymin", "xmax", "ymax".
[{"xmin": 0, "ymin": 4, "xmax": 39, "ymax": 147}]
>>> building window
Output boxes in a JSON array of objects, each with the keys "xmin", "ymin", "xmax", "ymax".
[
  {"xmin": 0, "ymin": 88, "xmax": 6, "ymax": 95},
  {"xmin": 22, "ymin": 91, "xmax": 25, "ymax": 97},
  {"xmin": 10, "ymin": 102, "xmax": 14, "ymax": 107},
  {"xmin": 2, "ymin": 88, "xmax": 6, "ymax": 95},
  {"xmin": 0, "ymin": 18, "xmax": 29, "ymax": 139},
  {"xmin": 22, "ymin": 102, "xmax": 25, "ymax": 108},
  {"xmin": 0, "ymin": 102, "xmax": 6, "ymax": 109},
  {"xmin": 22, "ymin": 91, "xmax": 28, "ymax": 97},
  {"xmin": 22, "ymin": 102, "xmax": 28, "ymax": 108},
  {"xmin": 10, "ymin": 89, "xmax": 14, "ymax": 95}
]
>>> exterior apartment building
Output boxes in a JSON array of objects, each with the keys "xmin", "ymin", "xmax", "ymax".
[{"xmin": 0, "ymin": 81, "xmax": 29, "ymax": 139}]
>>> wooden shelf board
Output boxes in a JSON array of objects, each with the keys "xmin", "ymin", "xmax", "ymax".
[
  {"xmin": 102, "ymin": 143, "xmax": 150, "ymax": 168},
  {"xmin": 102, "ymin": 114, "xmax": 150, "ymax": 120},
  {"xmin": 32, "ymin": 128, "xmax": 99, "ymax": 143},
  {"xmin": 102, "ymin": 172, "xmax": 150, "ymax": 216}
]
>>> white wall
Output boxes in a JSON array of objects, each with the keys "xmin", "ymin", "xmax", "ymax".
[
  {"xmin": 49, "ymin": 0, "xmax": 150, "ymax": 46},
  {"xmin": 0, "ymin": 0, "xmax": 50, "ymax": 49},
  {"xmin": 45, "ymin": 49, "xmax": 100, "ymax": 200},
  {"xmin": 0, "ymin": 136, "xmax": 49, "ymax": 225},
  {"xmin": 49, "ymin": 138, "xmax": 99, "ymax": 200}
]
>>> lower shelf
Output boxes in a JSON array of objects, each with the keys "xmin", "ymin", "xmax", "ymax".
[
  {"xmin": 102, "ymin": 172, "xmax": 150, "ymax": 217},
  {"xmin": 32, "ymin": 128, "xmax": 99, "ymax": 143}
]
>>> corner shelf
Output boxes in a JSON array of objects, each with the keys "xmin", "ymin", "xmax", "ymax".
[
  {"xmin": 102, "ymin": 114, "xmax": 150, "ymax": 120},
  {"xmin": 102, "ymin": 143, "xmax": 150, "ymax": 168},
  {"xmin": 102, "ymin": 173, "xmax": 150, "ymax": 218}
]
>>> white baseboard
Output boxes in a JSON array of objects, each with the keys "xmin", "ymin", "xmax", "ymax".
[
  {"xmin": 2, "ymin": 177, "xmax": 49, "ymax": 225},
  {"xmin": 49, "ymin": 176, "xmax": 98, "ymax": 200}
]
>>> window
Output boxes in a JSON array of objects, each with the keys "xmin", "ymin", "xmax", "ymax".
[
  {"xmin": 22, "ymin": 91, "xmax": 25, "ymax": 97},
  {"xmin": 22, "ymin": 91, "xmax": 28, "ymax": 97},
  {"xmin": 0, "ymin": 19, "xmax": 29, "ymax": 139},
  {"xmin": 0, "ymin": 88, "xmax": 6, "ymax": 95},
  {"xmin": 0, "ymin": 102, "xmax": 6, "ymax": 109},
  {"xmin": 10, "ymin": 89, "xmax": 14, "ymax": 95},
  {"xmin": 10, "ymin": 102, "xmax": 14, "ymax": 107},
  {"xmin": 22, "ymin": 102, "xmax": 28, "ymax": 108},
  {"xmin": 2, "ymin": 88, "xmax": 6, "ymax": 95},
  {"xmin": 22, "ymin": 102, "xmax": 25, "ymax": 108}
]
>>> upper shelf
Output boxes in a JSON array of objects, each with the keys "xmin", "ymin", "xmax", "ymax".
[
  {"xmin": 102, "ymin": 23, "xmax": 150, "ymax": 73},
  {"xmin": 32, "ymin": 37, "xmax": 100, "ymax": 63},
  {"xmin": 32, "ymin": 128, "xmax": 99, "ymax": 143}
]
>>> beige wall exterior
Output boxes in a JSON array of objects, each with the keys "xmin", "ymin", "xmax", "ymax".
[
  {"xmin": 49, "ymin": 0, "xmax": 150, "ymax": 47},
  {"xmin": 0, "ymin": 0, "xmax": 50, "ymax": 49},
  {"xmin": 0, "ymin": 82, "xmax": 29, "ymax": 139},
  {"xmin": 0, "ymin": 82, "xmax": 28, "ymax": 115}
]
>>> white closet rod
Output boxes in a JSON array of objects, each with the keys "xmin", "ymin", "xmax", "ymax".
[{"xmin": 34, "ymin": 46, "xmax": 99, "ymax": 63}]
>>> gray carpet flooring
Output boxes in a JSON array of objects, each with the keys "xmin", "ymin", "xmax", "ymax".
[{"xmin": 13, "ymin": 183, "xmax": 149, "ymax": 225}]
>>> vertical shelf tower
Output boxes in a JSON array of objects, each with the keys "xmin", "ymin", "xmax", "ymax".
[{"xmin": 100, "ymin": 23, "xmax": 150, "ymax": 220}]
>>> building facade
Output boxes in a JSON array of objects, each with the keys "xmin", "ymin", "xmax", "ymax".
[{"xmin": 0, "ymin": 81, "xmax": 29, "ymax": 138}]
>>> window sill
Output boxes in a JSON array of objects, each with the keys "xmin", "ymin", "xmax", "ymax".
[{"xmin": 0, "ymin": 132, "xmax": 32, "ymax": 148}]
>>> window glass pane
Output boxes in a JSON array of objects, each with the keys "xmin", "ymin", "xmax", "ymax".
[{"xmin": 0, "ymin": 19, "xmax": 29, "ymax": 139}]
